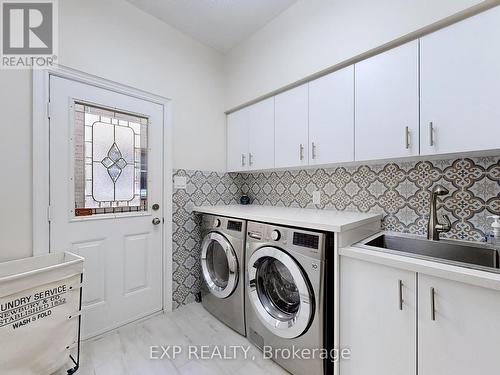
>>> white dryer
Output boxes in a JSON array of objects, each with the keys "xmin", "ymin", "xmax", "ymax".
[{"xmin": 200, "ymin": 214, "xmax": 246, "ymax": 336}]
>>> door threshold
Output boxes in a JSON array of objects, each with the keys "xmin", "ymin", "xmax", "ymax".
[{"xmin": 82, "ymin": 309, "xmax": 164, "ymax": 342}]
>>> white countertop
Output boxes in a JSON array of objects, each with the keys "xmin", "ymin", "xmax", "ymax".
[{"xmin": 192, "ymin": 205, "xmax": 382, "ymax": 232}]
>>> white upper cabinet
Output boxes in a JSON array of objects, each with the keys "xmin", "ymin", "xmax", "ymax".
[
  {"xmin": 227, "ymin": 7, "xmax": 500, "ymax": 172},
  {"xmin": 355, "ymin": 41, "xmax": 419, "ymax": 161},
  {"xmin": 309, "ymin": 66, "xmax": 354, "ymax": 165},
  {"xmin": 420, "ymin": 7, "xmax": 500, "ymax": 155},
  {"xmin": 227, "ymin": 98, "xmax": 275, "ymax": 172},
  {"xmin": 275, "ymin": 84, "xmax": 309, "ymax": 168},
  {"xmin": 418, "ymin": 274, "xmax": 500, "ymax": 375},
  {"xmin": 247, "ymin": 97, "xmax": 275, "ymax": 171},
  {"xmin": 227, "ymin": 108, "xmax": 249, "ymax": 172}
]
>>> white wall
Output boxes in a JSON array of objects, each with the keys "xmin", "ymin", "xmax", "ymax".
[
  {"xmin": 224, "ymin": 0, "xmax": 486, "ymax": 109},
  {"xmin": 60, "ymin": 0, "xmax": 226, "ymax": 171},
  {"xmin": 0, "ymin": 71, "xmax": 33, "ymax": 262},
  {"xmin": 0, "ymin": 0, "xmax": 226, "ymax": 262}
]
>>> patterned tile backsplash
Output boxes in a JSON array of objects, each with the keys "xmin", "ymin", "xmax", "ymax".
[
  {"xmin": 172, "ymin": 170, "xmax": 240, "ymax": 308},
  {"xmin": 172, "ymin": 155, "xmax": 500, "ymax": 308}
]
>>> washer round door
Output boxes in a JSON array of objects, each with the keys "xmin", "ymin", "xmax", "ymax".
[
  {"xmin": 247, "ymin": 246, "xmax": 314, "ymax": 339},
  {"xmin": 201, "ymin": 232, "xmax": 239, "ymax": 299}
]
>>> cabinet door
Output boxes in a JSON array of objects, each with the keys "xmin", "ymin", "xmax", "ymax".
[
  {"xmin": 418, "ymin": 274, "xmax": 500, "ymax": 375},
  {"xmin": 309, "ymin": 66, "xmax": 354, "ymax": 165},
  {"xmin": 355, "ymin": 41, "xmax": 419, "ymax": 161},
  {"xmin": 227, "ymin": 109, "xmax": 248, "ymax": 172},
  {"xmin": 340, "ymin": 257, "xmax": 416, "ymax": 375},
  {"xmin": 275, "ymin": 84, "xmax": 309, "ymax": 168},
  {"xmin": 248, "ymin": 97, "xmax": 275, "ymax": 170},
  {"xmin": 420, "ymin": 7, "xmax": 500, "ymax": 155}
]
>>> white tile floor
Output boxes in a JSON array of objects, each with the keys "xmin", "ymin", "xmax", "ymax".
[{"xmin": 55, "ymin": 303, "xmax": 288, "ymax": 375}]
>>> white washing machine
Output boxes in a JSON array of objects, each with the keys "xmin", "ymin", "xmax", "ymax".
[
  {"xmin": 200, "ymin": 214, "xmax": 246, "ymax": 336},
  {"xmin": 245, "ymin": 221, "xmax": 334, "ymax": 375}
]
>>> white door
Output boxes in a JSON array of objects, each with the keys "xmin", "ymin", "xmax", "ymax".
[
  {"xmin": 418, "ymin": 274, "xmax": 500, "ymax": 375},
  {"xmin": 309, "ymin": 66, "xmax": 354, "ymax": 165},
  {"xmin": 340, "ymin": 257, "xmax": 417, "ymax": 375},
  {"xmin": 275, "ymin": 84, "xmax": 309, "ymax": 168},
  {"xmin": 227, "ymin": 108, "xmax": 249, "ymax": 172},
  {"xmin": 355, "ymin": 41, "xmax": 419, "ymax": 161},
  {"xmin": 49, "ymin": 76, "xmax": 164, "ymax": 339},
  {"xmin": 420, "ymin": 6, "xmax": 500, "ymax": 155},
  {"xmin": 248, "ymin": 97, "xmax": 275, "ymax": 171}
]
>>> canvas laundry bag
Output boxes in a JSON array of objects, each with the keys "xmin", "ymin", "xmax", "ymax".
[{"xmin": 0, "ymin": 252, "xmax": 83, "ymax": 375}]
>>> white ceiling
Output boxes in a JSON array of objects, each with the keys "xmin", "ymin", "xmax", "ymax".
[{"xmin": 126, "ymin": 0, "xmax": 298, "ymax": 53}]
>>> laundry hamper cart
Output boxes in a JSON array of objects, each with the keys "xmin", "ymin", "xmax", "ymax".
[{"xmin": 0, "ymin": 252, "xmax": 84, "ymax": 375}]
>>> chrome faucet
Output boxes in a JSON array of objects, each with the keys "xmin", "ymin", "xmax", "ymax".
[{"xmin": 427, "ymin": 185, "xmax": 451, "ymax": 241}]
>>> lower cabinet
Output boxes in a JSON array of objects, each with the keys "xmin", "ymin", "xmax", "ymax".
[
  {"xmin": 418, "ymin": 274, "xmax": 500, "ymax": 375},
  {"xmin": 340, "ymin": 257, "xmax": 500, "ymax": 375},
  {"xmin": 340, "ymin": 257, "xmax": 417, "ymax": 375}
]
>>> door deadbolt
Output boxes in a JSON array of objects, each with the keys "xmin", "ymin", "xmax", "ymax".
[{"xmin": 152, "ymin": 203, "xmax": 160, "ymax": 210}]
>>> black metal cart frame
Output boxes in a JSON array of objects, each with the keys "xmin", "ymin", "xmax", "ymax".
[{"xmin": 66, "ymin": 273, "xmax": 83, "ymax": 375}]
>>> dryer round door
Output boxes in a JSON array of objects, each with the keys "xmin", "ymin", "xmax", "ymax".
[
  {"xmin": 201, "ymin": 232, "xmax": 239, "ymax": 299},
  {"xmin": 247, "ymin": 246, "xmax": 314, "ymax": 339}
]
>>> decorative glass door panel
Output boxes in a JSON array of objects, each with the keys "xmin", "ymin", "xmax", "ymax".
[
  {"xmin": 50, "ymin": 76, "xmax": 164, "ymax": 339},
  {"xmin": 73, "ymin": 102, "xmax": 148, "ymax": 216}
]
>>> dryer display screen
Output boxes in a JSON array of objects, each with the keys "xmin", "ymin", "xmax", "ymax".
[
  {"xmin": 293, "ymin": 232, "xmax": 319, "ymax": 249},
  {"xmin": 227, "ymin": 220, "xmax": 242, "ymax": 232}
]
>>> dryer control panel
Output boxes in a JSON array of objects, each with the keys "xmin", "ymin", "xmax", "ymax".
[
  {"xmin": 246, "ymin": 221, "xmax": 325, "ymax": 260},
  {"xmin": 293, "ymin": 232, "xmax": 320, "ymax": 250},
  {"xmin": 227, "ymin": 220, "xmax": 243, "ymax": 232}
]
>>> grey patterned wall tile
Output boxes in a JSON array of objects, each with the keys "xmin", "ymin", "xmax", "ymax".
[
  {"xmin": 234, "ymin": 156, "xmax": 499, "ymax": 242},
  {"xmin": 171, "ymin": 169, "xmax": 239, "ymax": 308},
  {"xmin": 171, "ymin": 156, "xmax": 500, "ymax": 309}
]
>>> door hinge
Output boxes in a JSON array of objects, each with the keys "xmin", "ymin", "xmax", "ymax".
[
  {"xmin": 47, "ymin": 205, "xmax": 53, "ymax": 222},
  {"xmin": 46, "ymin": 102, "xmax": 52, "ymax": 119}
]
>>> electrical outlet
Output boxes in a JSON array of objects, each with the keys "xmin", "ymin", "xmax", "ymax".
[
  {"xmin": 174, "ymin": 176, "xmax": 187, "ymax": 189},
  {"xmin": 312, "ymin": 191, "xmax": 321, "ymax": 205}
]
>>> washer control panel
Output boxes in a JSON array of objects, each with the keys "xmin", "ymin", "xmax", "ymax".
[
  {"xmin": 270, "ymin": 230, "xmax": 281, "ymax": 241},
  {"xmin": 246, "ymin": 221, "xmax": 325, "ymax": 259}
]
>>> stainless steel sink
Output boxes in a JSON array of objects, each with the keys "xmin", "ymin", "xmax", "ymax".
[{"xmin": 359, "ymin": 233, "xmax": 499, "ymax": 270}]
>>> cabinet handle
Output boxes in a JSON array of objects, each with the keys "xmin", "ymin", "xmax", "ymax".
[
  {"xmin": 429, "ymin": 122, "xmax": 434, "ymax": 147},
  {"xmin": 398, "ymin": 280, "xmax": 404, "ymax": 310},
  {"xmin": 299, "ymin": 144, "xmax": 304, "ymax": 161},
  {"xmin": 248, "ymin": 153, "xmax": 253, "ymax": 166},
  {"xmin": 430, "ymin": 287, "xmax": 436, "ymax": 321},
  {"xmin": 311, "ymin": 142, "xmax": 317, "ymax": 160},
  {"xmin": 405, "ymin": 126, "xmax": 410, "ymax": 149},
  {"xmin": 241, "ymin": 154, "xmax": 246, "ymax": 167}
]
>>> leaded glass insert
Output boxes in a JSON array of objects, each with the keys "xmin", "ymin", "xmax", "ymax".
[{"xmin": 74, "ymin": 102, "xmax": 148, "ymax": 216}]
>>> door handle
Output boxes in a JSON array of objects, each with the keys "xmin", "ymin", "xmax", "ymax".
[
  {"xmin": 404, "ymin": 126, "xmax": 410, "ymax": 149},
  {"xmin": 429, "ymin": 122, "xmax": 435, "ymax": 147},
  {"xmin": 241, "ymin": 153, "xmax": 246, "ymax": 167},
  {"xmin": 430, "ymin": 287, "xmax": 436, "ymax": 321},
  {"xmin": 152, "ymin": 218, "xmax": 161, "ymax": 225},
  {"xmin": 311, "ymin": 142, "xmax": 317, "ymax": 160},
  {"xmin": 299, "ymin": 144, "xmax": 304, "ymax": 161},
  {"xmin": 248, "ymin": 153, "xmax": 253, "ymax": 166},
  {"xmin": 398, "ymin": 280, "xmax": 404, "ymax": 310}
]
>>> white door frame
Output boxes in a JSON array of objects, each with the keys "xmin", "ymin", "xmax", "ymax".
[{"xmin": 32, "ymin": 65, "xmax": 173, "ymax": 312}]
